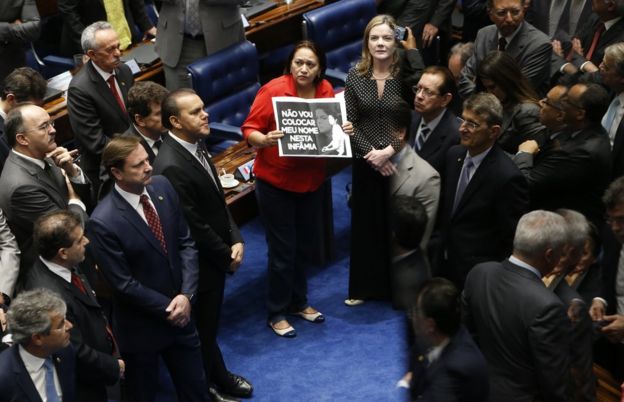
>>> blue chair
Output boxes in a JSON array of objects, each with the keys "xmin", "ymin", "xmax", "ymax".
[
  {"xmin": 187, "ymin": 40, "xmax": 261, "ymax": 154},
  {"xmin": 302, "ymin": 0, "xmax": 376, "ymax": 85}
]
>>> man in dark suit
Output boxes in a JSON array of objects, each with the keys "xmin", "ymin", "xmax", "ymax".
[
  {"xmin": 514, "ymin": 82, "xmax": 611, "ymax": 226},
  {"xmin": 153, "ymin": 89, "xmax": 251, "ymax": 402},
  {"xmin": 0, "ymin": 104, "xmax": 91, "ymax": 291},
  {"xmin": 0, "ymin": 288, "xmax": 75, "ymax": 402},
  {"xmin": 436, "ymin": 92, "xmax": 529, "ymax": 288},
  {"xmin": 87, "ymin": 136, "xmax": 210, "ymax": 402},
  {"xmin": 600, "ymin": 42, "xmax": 624, "ymax": 179},
  {"xmin": 0, "ymin": 67, "xmax": 47, "ymax": 174},
  {"xmin": 23, "ymin": 211, "xmax": 123, "ymax": 402},
  {"xmin": 553, "ymin": 0, "xmax": 624, "ymax": 77},
  {"xmin": 409, "ymin": 278, "xmax": 488, "ymax": 401},
  {"xmin": 0, "ymin": 0, "xmax": 40, "ymax": 84},
  {"xmin": 67, "ymin": 21, "xmax": 133, "ymax": 194},
  {"xmin": 58, "ymin": 0, "xmax": 156, "ymax": 56},
  {"xmin": 409, "ymin": 66, "xmax": 460, "ymax": 174},
  {"xmin": 462, "ymin": 210, "xmax": 572, "ymax": 401},
  {"xmin": 458, "ymin": 0, "xmax": 552, "ymax": 97}
]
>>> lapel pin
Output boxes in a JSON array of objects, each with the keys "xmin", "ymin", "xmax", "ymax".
[
  {"xmin": 55, "ymin": 357, "xmax": 61, "ymax": 363},
  {"xmin": 158, "ymin": 196, "xmax": 164, "ymax": 201},
  {"xmin": 457, "ymin": 158, "xmax": 462, "ymax": 162}
]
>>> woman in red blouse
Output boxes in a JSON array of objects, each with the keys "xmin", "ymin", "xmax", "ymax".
[{"xmin": 242, "ymin": 41, "xmax": 352, "ymax": 337}]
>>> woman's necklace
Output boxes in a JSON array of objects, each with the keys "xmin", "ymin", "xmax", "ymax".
[{"xmin": 371, "ymin": 72, "xmax": 392, "ymax": 81}]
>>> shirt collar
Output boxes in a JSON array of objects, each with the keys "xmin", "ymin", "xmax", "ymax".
[
  {"xmin": 11, "ymin": 149, "xmax": 46, "ymax": 169},
  {"xmin": 134, "ymin": 124, "xmax": 159, "ymax": 148},
  {"xmin": 91, "ymin": 61, "xmax": 115, "ymax": 82},
  {"xmin": 391, "ymin": 145, "xmax": 408, "ymax": 164},
  {"xmin": 114, "ymin": 183, "xmax": 150, "ymax": 210},
  {"xmin": 19, "ymin": 345, "xmax": 47, "ymax": 373},
  {"xmin": 39, "ymin": 257, "xmax": 72, "ymax": 283},
  {"xmin": 509, "ymin": 255, "xmax": 542, "ymax": 278},
  {"xmin": 499, "ymin": 22, "xmax": 523, "ymax": 44},
  {"xmin": 464, "ymin": 146, "xmax": 492, "ymax": 167},
  {"xmin": 426, "ymin": 338, "xmax": 450, "ymax": 364},
  {"xmin": 421, "ymin": 108, "xmax": 447, "ymax": 130},
  {"xmin": 605, "ymin": 17, "xmax": 622, "ymax": 31},
  {"xmin": 168, "ymin": 131, "xmax": 199, "ymax": 156}
]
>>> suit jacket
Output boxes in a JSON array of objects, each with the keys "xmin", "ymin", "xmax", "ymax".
[
  {"xmin": 23, "ymin": 259, "xmax": 119, "ymax": 402},
  {"xmin": 409, "ymin": 109, "xmax": 461, "ymax": 174},
  {"xmin": 513, "ymin": 125, "xmax": 611, "ymax": 226},
  {"xmin": 390, "ymin": 146, "xmax": 440, "ymax": 249},
  {"xmin": 58, "ymin": 0, "xmax": 153, "ymax": 56},
  {"xmin": 0, "ymin": 345, "xmax": 75, "ymax": 402},
  {"xmin": 67, "ymin": 60, "xmax": 133, "ymax": 189},
  {"xmin": 152, "ymin": 135, "xmax": 242, "ymax": 290},
  {"xmin": 122, "ymin": 125, "xmax": 158, "ymax": 164},
  {"xmin": 0, "ymin": 152, "xmax": 90, "ymax": 287},
  {"xmin": 458, "ymin": 21, "xmax": 552, "ymax": 97},
  {"xmin": 410, "ymin": 327, "xmax": 489, "ymax": 402},
  {"xmin": 156, "ymin": 0, "xmax": 245, "ymax": 68},
  {"xmin": 599, "ymin": 229, "xmax": 620, "ymax": 314},
  {"xmin": 0, "ymin": 208, "xmax": 19, "ymax": 298},
  {"xmin": 391, "ymin": 248, "xmax": 430, "ymax": 309},
  {"xmin": 611, "ymin": 112, "xmax": 624, "ymax": 179},
  {"xmin": 548, "ymin": 276, "xmax": 596, "ymax": 402},
  {"xmin": 569, "ymin": 263, "xmax": 603, "ymax": 306},
  {"xmin": 437, "ymin": 145, "xmax": 529, "ymax": 286},
  {"xmin": 0, "ymin": 0, "xmax": 40, "ymax": 83},
  {"xmin": 463, "ymin": 260, "xmax": 572, "ymax": 402},
  {"xmin": 86, "ymin": 175, "xmax": 200, "ymax": 353},
  {"xmin": 498, "ymin": 101, "xmax": 546, "ymax": 154},
  {"xmin": 0, "ymin": 116, "xmax": 9, "ymax": 174}
]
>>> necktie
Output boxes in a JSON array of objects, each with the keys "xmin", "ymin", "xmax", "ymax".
[
  {"xmin": 106, "ymin": 75, "xmax": 126, "ymax": 113},
  {"xmin": 195, "ymin": 145, "xmax": 217, "ymax": 185},
  {"xmin": 415, "ymin": 123, "xmax": 431, "ymax": 151},
  {"xmin": 71, "ymin": 271, "xmax": 87, "ymax": 295},
  {"xmin": 185, "ymin": 0, "xmax": 201, "ymax": 37},
  {"xmin": 44, "ymin": 358, "xmax": 60, "ymax": 402},
  {"xmin": 498, "ymin": 37, "xmax": 507, "ymax": 51},
  {"xmin": 452, "ymin": 157, "xmax": 474, "ymax": 213},
  {"xmin": 603, "ymin": 97, "xmax": 622, "ymax": 146},
  {"xmin": 585, "ymin": 23, "xmax": 605, "ymax": 62},
  {"xmin": 154, "ymin": 139, "xmax": 162, "ymax": 150},
  {"xmin": 102, "ymin": 0, "xmax": 132, "ymax": 50},
  {"xmin": 139, "ymin": 194, "xmax": 167, "ymax": 254}
]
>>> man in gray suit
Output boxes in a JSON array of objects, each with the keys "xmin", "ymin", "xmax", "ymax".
[
  {"xmin": 462, "ymin": 210, "xmax": 572, "ymax": 401},
  {"xmin": 458, "ymin": 0, "xmax": 552, "ymax": 98},
  {"xmin": 156, "ymin": 0, "xmax": 245, "ymax": 90},
  {"xmin": 0, "ymin": 104, "xmax": 91, "ymax": 291},
  {"xmin": 0, "ymin": 0, "xmax": 40, "ymax": 84},
  {"xmin": 389, "ymin": 100, "xmax": 440, "ymax": 250},
  {"xmin": 0, "ymin": 208, "xmax": 19, "ymax": 300}
]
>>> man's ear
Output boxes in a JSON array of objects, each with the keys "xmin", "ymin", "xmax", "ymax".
[{"xmin": 110, "ymin": 166, "xmax": 123, "ymax": 182}]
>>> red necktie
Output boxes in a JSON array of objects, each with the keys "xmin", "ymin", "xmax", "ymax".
[
  {"xmin": 106, "ymin": 75, "xmax": 126, "ymax": 112},
  {"xmin": 71, "ymin": 272, "xmax": 87, "ymax": 294},
  {"xmin": 139, "ymin": 194, "xmax": 167, "ymax": 254},
  {"xmin": 585, "ymin": 23, "xmax": 605, "ymax": 62}
]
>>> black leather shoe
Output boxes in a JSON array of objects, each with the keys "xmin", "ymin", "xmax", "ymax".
[
  {"xmin": 209, "ymin": 387, "xmax": 240, "ymax": 402},
  {"xmin": 220, "ymin": 372, "xmax": 253, "ymax": 398}
]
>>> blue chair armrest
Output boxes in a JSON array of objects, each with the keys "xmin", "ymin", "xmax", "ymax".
[
  {"xmin": 325, "ymin": 68, "xmax": 348, "ymax": 86},
  {"xmin": 209, "ymin": 122, "xmax": 243, "ymax": 142}
]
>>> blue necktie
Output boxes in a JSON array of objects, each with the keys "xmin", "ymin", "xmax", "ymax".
[
  {"xmin": 453, "ymin": 157, "xmax": 474, "ymax": 213},
  {"xmin": 602, "ymin": 97, "xmax": 621, "ymax": 135},
  {"xmin": 415, "ymin": 123, "xmax": 431, "ymax": 151},
  {"xmin": 44, "ymin": 358, "xmax": 60, "ymax": 402}
]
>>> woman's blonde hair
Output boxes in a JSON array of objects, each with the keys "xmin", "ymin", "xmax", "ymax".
[{"xmin": 355, "ymin": 14, "xmax": 400, "ymax": 76}]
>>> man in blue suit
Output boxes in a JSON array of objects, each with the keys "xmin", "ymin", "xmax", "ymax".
[
  {"xmin": 0, "ymin": 288, "xmax": 75, "ymax": 402},
  {"xmin": 87, "ymin": 136, "xmax": 210, "ymax": 402},
  {"xmin": 409, "ymin": 278, "xmax": 489, "ymax": 401}
]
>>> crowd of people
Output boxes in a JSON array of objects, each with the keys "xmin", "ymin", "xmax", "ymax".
[{"xmin": 2, "ymin": 0, "xmax": 624, "ymax": 400}]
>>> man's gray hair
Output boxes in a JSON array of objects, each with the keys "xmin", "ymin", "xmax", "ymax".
[
  {"xmin": 81, "ymin": 21, "xmax": 113, "ymax": 53},
  {"xmin": 604, "ymin": 176, "xmax": 624, "ymax": 209},
  {"xmin": 463, "ymin": 92, "xmax": 503, "ymax": 126},
  {"xmin": 556, "ymin": 209, "xmax": 590, "ymax": 250},
  {"xmin": 449, "ymin": 42, "xmax": 475, "ymax": 66},
  {"xmin": 7, "ymin": 288, "xmax": 67, "ymax": 346},
  {"xmin": 605, "ymin": 42, "xmax": 624, "ymax": 76},
  {"xmin": 513, "ymin": 210, "xmax": 568, "ymax": 257}
]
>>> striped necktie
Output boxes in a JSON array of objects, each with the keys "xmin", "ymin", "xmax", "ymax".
[{"xmin": 415, "ymin": 123, "xmax": 431, "ymax": 151}]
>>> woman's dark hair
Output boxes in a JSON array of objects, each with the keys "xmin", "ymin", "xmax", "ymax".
[
  {"xmin": 283, "ymin": 40, "xmax": 327, "ymax": 85},
  {"xmin": 476, "ymin": 50, "xmax": 538, "ymax": 106}
]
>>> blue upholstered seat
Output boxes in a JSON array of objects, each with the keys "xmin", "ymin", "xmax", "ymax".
[{"xmin": 187, "ymin": 40, "xmax": 261, "ymax": 154}]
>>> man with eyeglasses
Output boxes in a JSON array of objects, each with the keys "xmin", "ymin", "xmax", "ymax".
[
  {"xmin": 600, "ymin": 42, "xmax": 624, "ymax": 179},
  {"xmin": 435, "ymin": 92, "xmax": 528, "ymax": 289},
  {"xmin": 408, "ymin": 66, "xmax": 460, "ymax": 173},
  {"xmin": 458, "ymin": 0, "xmax": 552, "ymax": 98},
  {"xmin": 0, "ymin": 288, "xmax": 76, "ymax": 402},
  {"xmin": 68, "ymin": 21, "xmax": 134, "ymax": 197},
  {"xmin": 0, "ymin": 104, "xmax": 91, "ymax": 293}
]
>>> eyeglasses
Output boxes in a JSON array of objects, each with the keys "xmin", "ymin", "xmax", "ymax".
[
  {"xmin": 561, "ymin": 97, "xmax": 584, "ymax": 110},
  {"xmin": 540, "ymin": 97, "xmax": 563, "ymax": 111},
  {"xmin": 491, "ymin": 8, "xmax": 523, "ymax": 18},
  {"xmin": 412, "ymin": 85, "xmax": 440, "ymax": 98},
  {"xmin": 459, "ymin": 118, "xmax": 481, "ymax": 131},
  {"xmin": 25, "ymin": 120, "xmax": 55, "ymax": 133},
  {"xmin": 606, "ymin": 215, "xmax": 624, "ymax": 226}
]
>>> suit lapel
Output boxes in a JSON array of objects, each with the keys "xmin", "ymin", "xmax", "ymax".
[
  {"xmin": 87, "ymin": 62, "xmax": 129, "ymax": 123},
  {"xmin": 12, "ymin": 347, "xmax": 42, "ymax": 402},
  {"xmin": 390, "ymin": 150, "xmax": 413, "ymax": 194},
  {"xmin": 452, "ymin": 148, "xmax": 495, "ymax": 216},
  {"xmin": 10, "ymin": 154, "xmax": 67, "ymax": 207}
]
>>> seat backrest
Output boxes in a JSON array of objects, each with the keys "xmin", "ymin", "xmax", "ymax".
[
  {"xmin": 302, "ymin": 0, "xmax": 376, "ymax": 72},
  {"xmin": 187, "ymin": 40, "xmax": 260, "ymax": 125}
]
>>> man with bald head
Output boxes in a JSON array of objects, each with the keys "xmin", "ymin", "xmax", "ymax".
[{"xmin": 0, "ymin": 103, "xmax": 91, "ymax": 290}]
